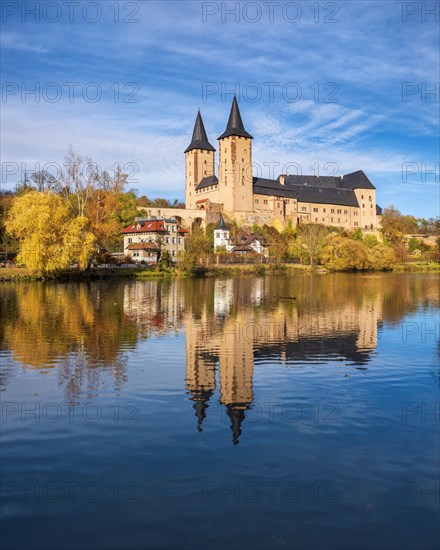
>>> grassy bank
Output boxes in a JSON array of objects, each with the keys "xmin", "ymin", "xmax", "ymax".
[
  {"xmin": 392, "ymin": 262, "xmax": 440, "ymax": 272},
  {"xmin": 0, "ymin": 266, "xmax": 175, "ymax": 282},
  {"xmin": 1, "ymin": 261, "xmax": 438, "ymax": 282},
  {"xmin": 205, "ymin": 263, "xmax": 311, "ymax": 277}
]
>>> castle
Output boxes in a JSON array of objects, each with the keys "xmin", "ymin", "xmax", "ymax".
[
  {"xmin": 186, "ymin": 96, "xmax": 382, "ymax": 230},
  {"xmin": 140, "ymin": 96, "xmax": 382, "ymax": 231}
]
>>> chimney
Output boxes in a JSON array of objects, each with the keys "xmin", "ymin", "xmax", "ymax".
[{"xmin": 279, "ymin": 175, "xmax": 285, "ymax": 186}]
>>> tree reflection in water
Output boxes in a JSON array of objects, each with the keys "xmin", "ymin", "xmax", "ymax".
[{"xmin": 1, "ymin": 274, "xmax": 438, "ymax": 440}]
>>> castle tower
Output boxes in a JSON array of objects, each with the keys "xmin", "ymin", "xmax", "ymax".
[
  {"xmin": 218, "ymin": 96, "xmax": 254, "ymax": 214},
  {"xmin": 185, "ymin": 110, "xmax": 215, "ymax": 210}
]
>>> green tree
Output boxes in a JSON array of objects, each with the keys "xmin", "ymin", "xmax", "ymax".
[{"xmin": 363, "ymin": 234, "xmax": 380, "ymax": 248}]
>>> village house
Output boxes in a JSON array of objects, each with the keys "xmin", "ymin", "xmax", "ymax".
[
  {"xmin": 213, "ymin": 214, "xmax": 268, "ymax": 256},
  {"xmin": 121, "ymin": 218, "xmax": 187, "ymax": 263}
]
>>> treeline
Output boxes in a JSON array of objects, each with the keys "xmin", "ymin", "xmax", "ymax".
[
  {"xmin": 0, "ymin": 149, "xmax": 186, "ymax": 275},
  {"xmin": 1, "ymin": 149, "xmax": 142, "ymax": 275},
  {"xmin": 181, "ymin": 210, "xmax": 440, "ymax": 274}
]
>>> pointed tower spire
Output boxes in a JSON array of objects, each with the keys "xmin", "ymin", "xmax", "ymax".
[
  {"xmin": 218, "ymin": 96, "xmax": 253, "ymax": 140},
  {"xmin": 184, "ymin": 110, "xmax": 216, "ymax": 153},
  {"xmin": 214, "ymin": 213, "xmax": 229, "ymax": 231}
]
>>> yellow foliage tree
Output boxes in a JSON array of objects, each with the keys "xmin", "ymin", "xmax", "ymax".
[
  {"xmin": 367, "ymin": 243, "xmax": 396, "ymax": 270},
  {"xmin": 321, "ymin": 235, "xmax": 369, "ymax": 271},
  {"xmin": 5, "ymin": 191, "xmax": 96, "ymax": 276}
]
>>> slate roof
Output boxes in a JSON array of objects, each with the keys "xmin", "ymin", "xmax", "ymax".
[
  {"xmin": 214, "ymin": 214, "xmax": 229, "ymax": 231},
  {"xmin": 195, "ymin": 175, "xmax": 218, "ymax": 190},
  {"xmin": 218, "ymin": 96, "xmax": 253, "ymax": 140},
  {"xmin": 253, "ymin": 177, "xmax": 357, "ymax": 205},
  {"xmin": 184, "ymin": 110, "xmax": 216, "ymax": 153},
  {"xmin": 376, "ymin": 204, "xmax": 383, "ymax": 215},
  {"xmin": 253, "ymin": 170, "xmax": 376, "ymax": 207}
]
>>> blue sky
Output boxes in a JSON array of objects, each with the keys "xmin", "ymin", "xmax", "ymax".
[{"xmin": 1, "ymin": 0, "xmax": 439, "ymax": 217}]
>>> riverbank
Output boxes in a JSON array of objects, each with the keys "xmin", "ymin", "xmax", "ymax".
[{"xmin": 1, "ymin": 261, "xmax": 439, "ymax": 282}]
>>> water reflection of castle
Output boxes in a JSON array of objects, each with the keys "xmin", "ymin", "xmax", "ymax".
[{"xmin": 124, "ymin": 277, "xmax": 383, "ymax": 444}]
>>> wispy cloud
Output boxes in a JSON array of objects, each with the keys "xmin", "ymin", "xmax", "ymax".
[{"xmin": 0, "ymin": 32, "xmax": 49, "ymax": 53}]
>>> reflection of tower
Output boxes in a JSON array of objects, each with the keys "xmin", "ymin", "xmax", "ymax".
[
  {"xmin": 356, "ymin": 294, "xmax": 382, "ymax": 350},
  {"xmin": 219, "ymin": 314, "xmax": 254, "ymax": 445},
  {"xmin": 185, "ymin": 314, "xmax": 216, "ymax": 432},
  {"xmin": 214, "ymin": 279, "xmax": 234, "ymax": 317}
]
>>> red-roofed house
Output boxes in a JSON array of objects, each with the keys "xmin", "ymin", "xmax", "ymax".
[{"xmin": 121, "ymin": 218, "xmax": 187, "ymax": 263}]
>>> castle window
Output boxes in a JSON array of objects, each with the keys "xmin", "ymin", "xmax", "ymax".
[
  {"xmin": 323, "ymin": 208, "xmax": 326, "ymax": 213},
  {"xmin": 344, "ymin": 210, "xmax": 347, "ymax": 214},
  {"xmin": 331, "ymin": 209, "xmax": 335, "ymax": 213},
  {"xmin": 370, "ymin": 204, "xmax": 373, "ymax": 209},
  {"xmin": 301, "ymin": 207, "xmax": 307, "ymax": 212},
  {"xmin": 354, "ymin": 222, "xmax": 358, "ymax": 226},
  {"xmin": 369, "ymin": 195, "xmax": 372, "ymax": 201},
  {"xmin": 264, "ymin": 200, "xmax": 268, "ymax": 205},
  {"xmin": 337, "ymin": 209, "xmax": 341, "ymax": 214},
  {"xmin": 128, "ymin": 238, "xmax": 132, "ymax": 243},
  {"xmin": 313, "ymin": 208, "xmax": 318, "ymax": 212},
  {"xmin": 255, "ymin": 199, "xmax": 259, "ymax": 204},
  {"xmin": 315, "ymin": 217, "xmax": 318, "ymax": 222},
  {"xmin": 178, "ymin": 238, "xmax": 182, "ymax": 244},
  {"xmin": 361, "ymin": 195, "xmax": 364, "ymax": 199}
]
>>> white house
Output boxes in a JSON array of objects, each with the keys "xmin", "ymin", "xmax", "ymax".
[{"xmin": 214, "ymin": 214, "xmax": 233, "ymax": 252}]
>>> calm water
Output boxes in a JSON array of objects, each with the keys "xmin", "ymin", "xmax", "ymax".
[{"xmin": 0, "ymin": 274, "xmax": 439, "ymax": 550}]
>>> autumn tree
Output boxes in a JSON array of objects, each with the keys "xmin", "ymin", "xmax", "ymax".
[
  {"xmin": 0, "ymin": 192, "xmax": 18, "ymax": 261},
  {"xmin": 179, "ymin": 227, "xmax": 212, "ymax": 273},
  {"xmin": 299, "ymin": 224, "xmax": 328, "ymax": 266},
  {"xmin": 367, "ymin": 243, "xmax": 396, "ymax": 270},
  {"xmin": 5, "ymin": 191, "xmax": 95, "ymax": 276},
  {"xmin": 381, "ymin": 205, "xmax": 418, "ymax": 244},
  {"xmin": 321, "ymin": 236, "xmax": 369, "ymax": 271}
]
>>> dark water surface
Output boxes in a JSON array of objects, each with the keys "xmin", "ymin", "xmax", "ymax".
[{"xmin": 1, "ymin": 273, "xmax": 439, "ymax": 550}]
